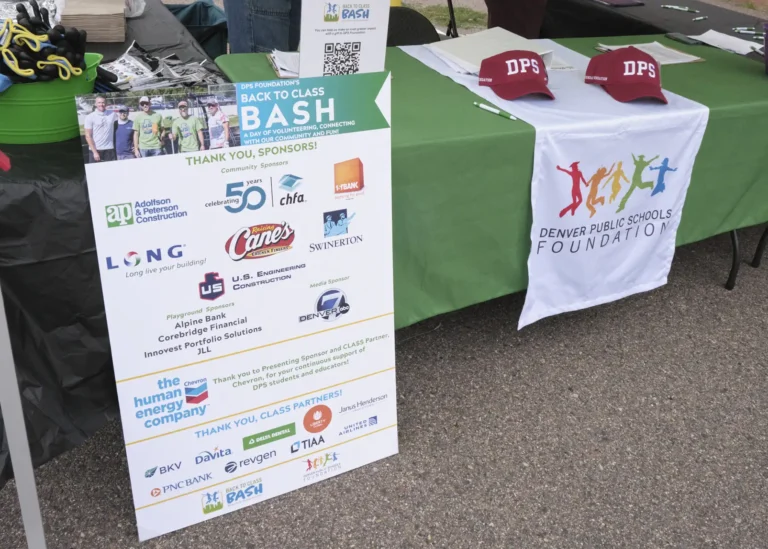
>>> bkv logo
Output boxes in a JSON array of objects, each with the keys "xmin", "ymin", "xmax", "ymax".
[
  {"xmin": 105, "ymin": 203, "xmax": 133, "ymax": 227},
  {"xmin": 105, "ymin": 244, "xmax": 184, "ymax": 270},
  {"xmin": 199, "ymin": 272, "xmax": 225, "ymax": 301},
  {"xmin": 557, "ymin": 154, "xmax": 676, "ymax": 219}
]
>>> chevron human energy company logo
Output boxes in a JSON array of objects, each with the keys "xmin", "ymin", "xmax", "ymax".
[{"xmin": 185, "ymin": 378, "xmax": 209, "ymax": 404}]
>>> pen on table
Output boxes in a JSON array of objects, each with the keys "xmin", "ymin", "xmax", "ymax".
[
  {"xmin": 692, "ymin": 16, "xmax": 707, "ymax": 21},
  {"xmin": 473, "ymin": 101, "xmax": 517, "ymax": 121},
  {"xmin": 736, "ymin": 29, "xmax": 760, "ymax": 34},
  {"xmin": 661, "ymin": 5, "xmax": 699, "ymax": 12},
  {"xmin": 733, "ymin": 26, "xmax": 755, "ymax": 30}
]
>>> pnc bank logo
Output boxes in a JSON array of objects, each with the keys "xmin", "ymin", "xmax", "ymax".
[{"xmin": 105, "ymin": 244, "xmax": 184, "ymax": 270}]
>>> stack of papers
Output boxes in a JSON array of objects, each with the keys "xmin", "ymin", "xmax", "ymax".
[
  {"xmin": 688, "ymin": 30, "xmax": 763, "ymax": 56},
  {"xmin": 596, "ymin": 41, "xmax": 703, "ymax": 64},
  {"xmin": 424, "ymin": 27, "xmax": 555, "ymax": 74},
  {"xmin": 61, "ymin": 0, "xmax": 125, "ymax": 43},
  {"xmin": 267, "ymin": 50, "xmax": 299, "ymax": 78}
]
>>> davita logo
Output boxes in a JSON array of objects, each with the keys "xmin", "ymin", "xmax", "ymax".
[
  {"xmin": 199, "ymin": 272, "xmax": 225, "ymax": 301},
  {"xmin": 202, "ymin": 491, "xmax": 224, "ymax": 514},
  {"xmin": 226, "ymin": 223, "xmax": 295, "ymax": 260},
  {"xmin": 299, "ymin": 289, "xmax": 350, "ymax": 323},
  {"xmin": 303, "ymin": 404, "xmax": 332, "ymax": 434},
  {"xmin": 185, "ymin": 378, "xmax": 208, "ymax": 404},
  {"xmin": 195, "ymin": 446, "xmax": 232, "ymax": 465}
]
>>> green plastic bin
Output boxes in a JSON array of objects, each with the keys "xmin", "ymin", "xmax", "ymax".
[{"xmin": 0, "ymin": 52, "xmax": 103, "ymax": 145}]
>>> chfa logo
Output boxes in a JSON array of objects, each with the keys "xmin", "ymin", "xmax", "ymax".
[
  {"xmin": 334, "ymin": 158, "xmax": 364, "ymax": 196},
  {"xmin": 323, "ymin": 209, "xmax": 355, "ymax": 238},
  {"xmin": 105, "ymin": 244, "xmax": 184, "ymax": 270},
  {"xmin": 226, "ymin": 223, "xmax": 295, "ymax": 260},
  {"xmin": 105, "ymin": 203, "xmax": 133, "ymax": 227},
  {"xmin": 185, "ymin": 378, "xmax": 209, "ymax": 404},
  {"xmin": 278, "ymin": 174, "xmax": 302, "ymax": 191},
  {"xmin": 304, "ymin": 404, "xmax": 332, "ymax": 434},
  {"xmin": 201, "ymin": 491, "xmax": 224, "ymax": 514},
  {"xmin": 323, "ymin": 2, "xmax": 339, "ymax": 21},
  {"xmin": 199, "ymin": 272, "xmax": 225, "ymax": 301},
  {"xmin": 223, "ymin": 181, "xmax": 267, "ymax": 214}
]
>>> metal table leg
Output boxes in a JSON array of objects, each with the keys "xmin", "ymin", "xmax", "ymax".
[{"xmin": 725, "ymin": 229, "xmax": 740, "ymax": 290}]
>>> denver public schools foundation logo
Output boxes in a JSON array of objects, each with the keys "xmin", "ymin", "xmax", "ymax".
[{"xmin": 303, "ymin": 404, "xmax": 332, "ymax": 434}]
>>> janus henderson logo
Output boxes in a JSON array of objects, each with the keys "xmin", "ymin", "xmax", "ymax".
[{"xmin": 225, "ymin": 222, "xmax": 295, "ymax": 260}]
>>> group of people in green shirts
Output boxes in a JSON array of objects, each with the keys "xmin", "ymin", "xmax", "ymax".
[{"xmin": 97, "ymin": 95, "xmax": 232, "ymax": 162}]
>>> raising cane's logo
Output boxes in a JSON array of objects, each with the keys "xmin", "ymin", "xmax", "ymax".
[{"xmin": 226, "ymin": 223, "xmax": 295, "ymax": 261}]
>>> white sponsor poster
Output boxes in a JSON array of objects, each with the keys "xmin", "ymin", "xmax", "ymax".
[
  {"xmin": 299, "ymin": 0, "xmax": 390, "ymax": 77},
  {"xmin": 78, "ymin": 73, "xmax": 395, "ymax": 540}
]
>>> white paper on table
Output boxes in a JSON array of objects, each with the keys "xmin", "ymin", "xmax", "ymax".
[
  {"xmin": 597, "ymin": 41, "xmax": 703, "ymax": 65},
  {"xmin": 688, "ymin": 30, "xmax": 763, "ymax": 56},
  {"xmin": 425, "ymin": 27, "xmax": 554, "ymax": 74},
  {"xmin": 272, "ymin": 50, "xmax": 300, "ymax": 75}
]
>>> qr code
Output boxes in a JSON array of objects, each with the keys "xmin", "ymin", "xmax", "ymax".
[{"xmin": 323, "ymin": 42, "xmax": 361, "ymax": 76}]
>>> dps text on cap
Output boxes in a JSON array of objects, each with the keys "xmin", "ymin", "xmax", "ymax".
[{"xmin": 479, "ymin": 50, "xmax": 555, "ymax": 101}]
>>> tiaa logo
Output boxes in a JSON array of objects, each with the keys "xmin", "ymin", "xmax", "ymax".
[{"xmin": 226, "ymin": 223, "xmax": 295, "ymax": 261}]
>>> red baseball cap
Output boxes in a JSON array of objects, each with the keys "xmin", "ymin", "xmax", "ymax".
[
  {"xmin": 585, "ymin": 46, "xmax": 667, "ymax": 104},
  {"xmin": 479, "ymin": 50, "xmax": 554, "ymax": 101}
]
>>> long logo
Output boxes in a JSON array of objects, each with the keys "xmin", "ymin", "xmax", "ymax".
[{"xmin": 226, "ymin": 223, "xmax": 295, "ymax": 260}]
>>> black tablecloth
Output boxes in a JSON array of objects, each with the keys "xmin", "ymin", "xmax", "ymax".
[
  {"xmin": 543, "ymin": 0, "xmax": 766, "ymax": 39},
  {"xmin": 0, "ymin": 0, "xmax": 215, "ymax": 488}
]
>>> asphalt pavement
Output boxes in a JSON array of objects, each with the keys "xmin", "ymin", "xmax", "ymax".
[{"xmin": 1, "ymin": 226, "xmax": 768, "ymax": 548}]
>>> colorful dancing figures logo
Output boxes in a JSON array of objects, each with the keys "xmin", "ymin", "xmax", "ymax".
[{"xmin": 557, "ymin": 154, "xmax": 677, "ymax": 219}]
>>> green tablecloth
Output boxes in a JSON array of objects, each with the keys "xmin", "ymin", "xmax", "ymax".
[{"xmin": 216, "ymin": 36, "xmax": 768, "ymax": 329}]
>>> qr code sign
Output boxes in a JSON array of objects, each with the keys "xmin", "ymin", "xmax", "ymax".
[{"xmin": 323, "ymin": 42, "xmax": 362, "ymax": 76}]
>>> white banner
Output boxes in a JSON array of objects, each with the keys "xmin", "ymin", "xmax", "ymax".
[
  {"xmin": 79, "ymin": 74, "xmax": 396, "ymax": 540},
  {"xmin": 401, "ymin": 43, "xmax": 709, "ymax": 328}
]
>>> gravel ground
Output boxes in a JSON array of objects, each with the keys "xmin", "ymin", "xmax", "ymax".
[{"xmin": 1, "ymin": 225, "xmax": 767, "ymax": 548}]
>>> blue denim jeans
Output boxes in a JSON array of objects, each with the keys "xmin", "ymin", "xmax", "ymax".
[
  {"xmin": 140, "ymin": 148, "xmax": 163, "ymax": 158},
  {"xmin": 223, "ymin": 0, "xmax": 302, "ymax": 53}
]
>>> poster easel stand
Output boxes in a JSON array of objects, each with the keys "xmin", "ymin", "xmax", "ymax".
[{"xmin": 0, "ymin": 290, "xmax": 48, "ymax": 549}]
